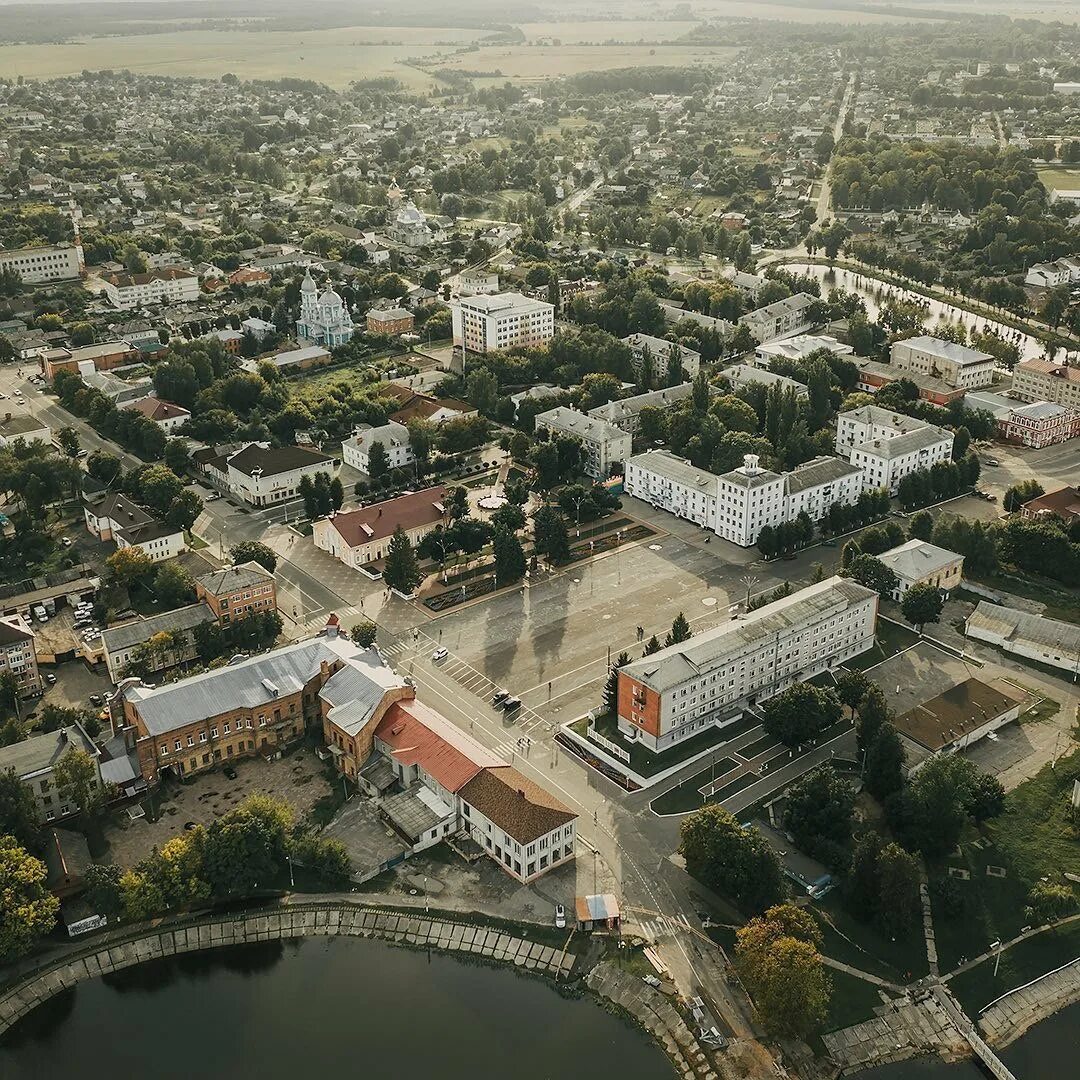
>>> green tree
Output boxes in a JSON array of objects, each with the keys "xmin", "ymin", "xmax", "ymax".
[
  {"xmin": 908, "ymin": 510, "xmax": 934, "ymax": 542},
  {"xmin": 894, "ymin": 755, "xmax": 978, "ymax": 857},
  {"xmin": 1003, "ymin": 479, "xmax": 1044, "ymax": 513},
  {"xmin": 736, "ymin": 903, "xmax": 830, "ymax": 1039},
  {"xmin": 202, "ymin": 794, "xmax": 292, "ymax": 895},
  {"xmin": 290, "ymin": 829, "xmax": 351, "ymax": 881},
  {"xmin": 138, "ymin": 464, "xmax": 184, "ymax": 514},
  {"xmin": 83, "ymin": 863, "xmax": 124, "ymax": 920},
  {"xmin": 1027, "ymin": 881, "xmax": 1080, "ymax": 924},
  {"xmin": 492, "ymin": 526, "xmax": 526, "ymax": 585},
  {"xmin": 57, "ymin": 426, "xmax": 81, "ymax": 458},
  {"xmin": 761, "ymin": 683, "xmax": 843, "ymax": 748},
  {"xmin": 782, "ymin": 766, "xmax": 855, "ymax": 869},
  {"xmin": 532, "ymin": 505, "xmax": 571, "ymax": 563},
  {"xmin": 602, "ymin": 652, "xmax": 629, "ymax": 714},
  {"xmin": 835, "ymin": 669, "xmax": 870, "ymax": 718},
  {"xmin": 350, "ymin": 621, "xmax": 378, "ymax": 649},
  {"xmin": 665, "ymin": 612, "xmax": 691, "ymax": 646},
  {"xmin": 228, "ymin": 540, "xmax": 277, "ymax": 572},
  {"xmin": 968, "ymin": 771, "xmax": 1005, "ymax": 822},
  {"xmin": 679, "ymin": 806, "xmax": 785, "ymax": 915},
  {"xmin": 0, "ymin": 769, "xmax": 40, "ymax": 850},
  {"xmin": 901, "ymin": 582, "xmax": 945, "ymax": 630},
  {"xmin": 876, "ymin": 843, "xmax": 921, "ymax": 939},
  {"xmin": 445, "ymin": 486, "xmax": 470, "ymax": 521},
  {"xmin": 840, "ymin": 538, "xmax": 860, "ymax": 568},
  {"xmin": 0, "ymin": 835, "xmax": 59, "ymax": 962},
  {"xmin": 54, "ymin": 747, "xmax": 102, "ymax": 822},
  {"xmin": 154, "ymin": 561, "xmax": 195, "ymax": 608},
  {"xmin": 642, "ymin": 634, "xmax": 662, "ymax": 656},
  {"xmin": 863, "ymin": 723, "xmax": 905, "ymax": 800},
  {"xmin": 106, "ymin": 546, "xmax": 154, "ymax": 588},
  {"xmin": 87, "ymin": 450, "xmax": 123, "ymax": 485},
  {"xmin": 846, "ymin": 553, "xmax": 899, "ymax": 596},
  {"xmin": 382, "ymin": 526, "xmax": 422, "ymax": 594},
  {"xmin": 165, "ymin": 489, "xmax": 203, "ymax": 532}
]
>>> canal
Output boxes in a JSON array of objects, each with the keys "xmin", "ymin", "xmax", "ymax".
[{"xmin": 0, "ymin": 937, "xmax": 674, "ymax": 1079}]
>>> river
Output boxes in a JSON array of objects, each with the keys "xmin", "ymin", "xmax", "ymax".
[
  {"xmin": 780, "ymin": 263, "xmax": 1048, "ymax": 363},
  {"xmin": 854, "ymin": 999, "xmax": 1080, "ymax": 1078},
  {"xmin": 0, "ymin": 937, "xmax": 673, "ymax": 1079}
]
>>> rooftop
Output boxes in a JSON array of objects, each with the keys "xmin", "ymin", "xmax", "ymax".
[
  {"xmin": 0, "ymin": 726, "xmax": 97, "ymax": 779},
  {"xmin": 459, "ymin": 765, "xmax": 576, "ymax": 845},
  {"xmin": 878, "ymin": 539, "xmax": 963, "ymax": 582},
  {"xmin": 194, "ymin": 561, "xmax": 275, "ymax": 597},
  {"xmin": 852, "ymin": 424, "xmax": 952, "ymax": 459},
  {"xmin": 1009, "ymin": 401, "xmax": 1077, "ymax": 421},
  {"xmin": 840, "ymin": 404, "xmax": 928, "ymax": 433},
  {"xmin": 967, "ymin": 601, "xmax": 1080, "ymax": 657},
  {"xmin": 536, "ymin": 406, "xmax": 628, "ymax": 443},
  {"xmin": 895, "ymin": 677, "xmax": 1024, "ymax": 752},
  {"xmin": 325, "ymin": 486, "xmax": 448, "ymax": 549},
  {"xmin": 457, "ymin": 291, "xmax": 553, "ymax": 315},
  {"xmin": 1020, "ymin": 485, "xmax": 1080, "ymax": 522},
  {"xmin": 123, "ymin": 396, "xmax": 190, "ymax": 422},
  {"xmin": 628, "ymin": 449, "xmax": 719, "ymax": 491},
  {"xmin": 226, "ymin": 443, "xmax": 335, "ymax": 478},
  {"xmin": 0, "ymin": 413, "xmax": 48, "ymax": 437},
  {"xmin": 1016, "ymin": 359, "xmax": 1080, "ymax": 384},
  {"xmin": 896, "ymin": 335, "xmax": 994, "ymax": 366},
  {"xmin": 785, "ymin": 455, "xmax": 863, "ymax": 494},
  {"xmin": 101, "ymin": 602, "xmax": 215, "ymax": 655},
  {"xmin": 588, "ymin": 383, "xmax": 693, "ymax": 424}
]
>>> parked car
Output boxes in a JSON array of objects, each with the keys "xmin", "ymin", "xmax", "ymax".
[
  {"xmin": 88, "ymin": 694, "xmax": 103, "ymax": 706},
  {"xmin": 491, "ymin": 690, "xmax": 509, "ymax": 706},
  {"xmin": 223, "ymin": 765, "xmax": 238, "ymax": 780},
  {"xmin": 554, "ymin": 904, "xmax": 566, "ymax": 929},
  {"xmin": 44, "ymin": 673, "xmax": 56, "ymax": 685},
  {"xmin": 502, "ymin": 696, "xmax": 522, "ymax": 712},
  {"xmin": 205, "ymin": 491, "xmax": 221, "ymax": 501},
  {"xmin": 984, "ymin": 457, "xmax": 999, "ymax": 467},
  {"xmin": 431, "ymin": 647, "xmax": 448, "ymax": 662},
  {"xmin": 60, "ymin": 536, "xmax": 72, "ymax": 547}
]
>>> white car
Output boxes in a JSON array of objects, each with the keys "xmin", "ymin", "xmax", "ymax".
[
  {"xmin": 431, "ymin": 647, "xmax": 448, "ymax": 662},
  {"xmin": 555, "ymin": 904, "xmax": 566, "ymax": 929}
]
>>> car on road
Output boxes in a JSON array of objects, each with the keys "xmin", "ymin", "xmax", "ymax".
[
  {"xmin": 555, "ymin": 904, "xmax": 566, "ymax": 929},
  {"xmin": 88, "ymin": 694, "xmax": 103, "ymax": 706},
  {"xmin": 205, "ymin": 491, "xmax": 221, "ymax": 500},
  {"xmin": 491, "ymin": 690, "xmax": 508, "ymax": 706},
  {"xmin": 60, "ymin": 536, "xmax": 72, "ymax": 547},
  {"xmin": 502, "ymin": 696, "xmax": 522, "ymax": 712},
  {"xmin": 223, "ymin": 765, "xmax": 238, "ymax": 780},
  {"xmin": 984, "ymin": 457, "xmax": 1000, "ymax": 466},
  {"xmin": 44, "ymin": 673, "xmax": 56, "ymax": 685},
  {"xmin": 431, "ymin": 647, "xmax": 448, "ymax": 662}
]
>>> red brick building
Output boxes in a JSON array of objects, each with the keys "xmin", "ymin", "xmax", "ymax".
[{"xmin": 998, "ymin": 402, "xmax": 1080, "ymax": 449}]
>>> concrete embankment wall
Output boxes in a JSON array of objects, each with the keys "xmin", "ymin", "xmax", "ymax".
[
  {"xmin": 0, "ymin": 904, "xmax": 575, "ymax": 1036},
  {"xmin": 979, "ymin": 956, "xmax": 1080, "ymax": 1049}
]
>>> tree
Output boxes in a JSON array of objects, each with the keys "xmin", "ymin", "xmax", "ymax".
[
  {"xmin": 876, "ymin": 844, "xmax": 921, "ymax": 939},
  {"xmin": 163, "ymin": 438, "xmax": 190, "ymax": 474},
  {"xmin": 290, "ymin": 829, "xmax": 351, "ymax": 881},
  {"xmin": 0, "ymin": 770, "xmax": 40, "ymax": 850},
  {"xmin": 367, "ymin": 440, "xmax": 389, "ymax": 479},
  {"xmin": 642, "ymin": 634, "xmax": 662, "ymax": 656},
  {"xmin": 783, "ymin": 766, "xmax": 856, "ymax": 869},
  {"xmin": 490, "ymin": 502, "xmax": 526, "ymax": 534},
  {"xmin": 736, "ymin": 903, "xmax": 830, "ymax": 1039},
  {"xmin": 492, "ymin": 526, "xmax": 526, "ymax": 585},
  {"xmin": 138, "ymin": 464, "xmax": 184, "ymax": 514},
  {"xmin": 967, "ymin": 772, "xmax": 1005, "ymax": 822},
  {"xmin": 57, "ymin": 426, "xmax": 80, "ymax": 458},
  {"xmin": 83, "ymin": 863, "xmax": 124, "ymax": 921},
  {"xmin": 445, "ymin": 486, "xmax": 470, "ymax": 521},
  {"xmin": 679, "ymin": 806, "xmax": 785, "ymax": 915},
  {"xmin": 863, "ymin": 724, "xmax": 905, "ymax": 800},
  {"xmin": 329, "ymin": 476, "xmax": 345, "ymax": 511},
  {"xmin": 383, "ymin": 526, "xmax": 422, "ymax": 595},
  {"xmin": 0, "ymin": 835, "xmax": 58, "ymax": 963},
  {"xmin": 602, "ymin": 652, "xmax": 629, "ymax": 714},
  {"xmin": 901, "ymin": 582, "xmax": 944, "ymax": 630},
  {"xmin": 229, "ymin": 540, "xmax": 277, "ymax": 573},
  {"xmin": 87, "ymin": 450, "xmax": 123, "ymax": 485},
  {"xmin": 835, "ymin": 669, "xmax": 870, "ymax": 718},
  {"xmin": 201, "ymin": 794, "xmax": 292, "ymax": 896},
  {"xmin": 908, "ymin": 510, "xmax": 934, "ymax": 542},
  {"xmin": 1003, "ymin": 479, "xmax": 1044, "ymax": 513},
  {"xmin": 350, "ymin": 621, "xmax": 378, "ymax": 649},
  {"xmin": 840, "ymin": 538, "xmax": 860, "ymax": 568},
  {"xmin": 665, "ymin": 612, "xmax": 691, "ymax": 646},
  {"xmin": 166, "ymin": 489, "xmax": 203, "ymax": 532},
  {"xmin": 532, "ymin": 505, "xmax": 571, "ymax": 564},
  {"xmin": 54, "ymin": 747, "xmax": 101, "ymax": 821},
  {"xmin": 106, "ymin": 546, "xmax": 154, "ymax": 588},
  {"xmin": 761, "ymin": 682, "xmax": 842, "ymax": 747},
  {"xmin": 893, "ymin": 755, "xmax": 979, "ymax": 857},
  {"xmin": 846, "ymin": 553, "xmax": 899, "ymax": 597},
  {"xmin": 1027, "ymin": 881, "xmax": 1079, "ymax": 924},
  {"xmin": 154, "ymin": 562, "xmax": 195, "ymax": 608}
]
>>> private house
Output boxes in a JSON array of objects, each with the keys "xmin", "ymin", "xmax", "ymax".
[
  {"xmin": 194, "ymin": 562, "xmax": 277, "ymax": 624},
  {"xmin": 83, "ymin": 492, "xmax": 186, "ymax": 562},
  {"xmin": 313, "ymin": 486, "xmax": 449, "ymax": 572},
  {"xmin": 122, "ymin": 396, "xmax": 190, "ymax": 432},
  {"xmin": 0, "ymin": 724, "xmax": 101, "ymax": 823},
  {"xmin": 617, "ymin": 576, "xmax": 878, "ymax": 754},
  {"xmin": 876, "ymin": 539, "xmax": 964, "ymax": 601},
  {"xmin": 1018, "ymin": 485, "xmax": 1080, "ymax": 527}
]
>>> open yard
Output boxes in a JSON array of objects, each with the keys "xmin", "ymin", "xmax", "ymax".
[
  {"xmin": 1037, "ymin": 166, "xmax": 1080, "ymax": 194},
  {"xmin": 843, "ymin": 618, "xmax": 921, "ymax": 672}
]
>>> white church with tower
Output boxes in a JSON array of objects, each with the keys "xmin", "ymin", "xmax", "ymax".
[{"xmin": 296, "ymin": 269, "xmax": 354, "ymax": 347}]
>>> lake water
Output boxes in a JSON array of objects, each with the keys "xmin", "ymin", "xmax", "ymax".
[
  {"xmin": 854, "ymin": 999, "xmax": 1080, "ymax": 1078},
  {"xmin": 0, "ymin": 937, "xmax": 674, "ymax": 1079}
]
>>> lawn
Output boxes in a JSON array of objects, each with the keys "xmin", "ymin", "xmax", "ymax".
[
  {"xmin": 816, "ymin": 893, "xmax": 929, "ymax": 983},
  {"xmin": 650, "ymin": 760, "xmax": 745, "ymax": 815},
  {"xmin": 966, "ymin": 568, "xmax": 1080, "ymax": 625},
  {"xmin": 823, "ymin": 969, "xmax": 891, "ymax": 1031},
  {"xmin": 949, "ymin": 920, "xmax": 1080, "ymax": 1014},
  {"xmin": 1037, "ymin": 166, "xmax": 1080, "ymax": 194},
  {"xmin": 843, "ymin": 619, "xmax": 921, "ymax": 672}
]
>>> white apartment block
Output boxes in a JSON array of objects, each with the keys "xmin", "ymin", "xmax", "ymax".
[
  {"xmin": 102, "ymin": 268, "xmax": 200, "ymax": 309},
  {"xmin": 534, "ymin": 406, "xmax": 632, "ymax": 480},
  {"xmin": 588, "ymin": 382, "xmax": 693, "ymax": 435},
  {"xmin": 738, "ymin": 292, "xmax": 817, "ymax": 344},
  {"xmin": 835, "ymin": 404, "xmax": 929, "ymax": 453},
  {"xmin": 616, "ymin": 576, "xmax": 879, "ymax": 753},
  {"xmin": 0, "ymin": 242, "xmax": 82, "ymax": 284},
  {"xmin": 625, "ymin": 451, "xmax": 720, "ymax": 530},
  {"xmin": 0, "ymin": 725, "xmax": 102, "ymax": 824},
  {"xmin": 0, "ymin": 614, "xmax": 42, "ymax": 698},
  {"xmin": 451, "ymin": 292, "xmax": 554, "ymax": 354},
  {"xmin": 1024, "ymin": 258, "xmax": 1080, "ymax": 289},
  {"xmin": 1010, "ymin": 360, "xmax": 1080, "ymax": 410},
  {"xmin": 342, "ymin": 421, "xmax": 414, "ymax": 474},
  {"xmin": 890, "ymin": 335, "xmax": 995, "ymax": 390},
  {"xmin": 848, "ymin": 424, "xmax": 954, "ymax": 494},
  {"xmin": 753, "ymin": 333, "xmax": 853, "ymax": 369},
  {"xmin": 622, "ymin": 333, "xmax": 702, "ymax": 383},
  {"xmin": 725, "ymin": 363, "xmax": 809, "ymax": 399}
]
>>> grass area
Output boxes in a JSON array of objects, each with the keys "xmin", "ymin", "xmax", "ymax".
[
  {"xmin": 575, "ymin": 710, "xmax": 757, "ymax": 779},
  {"xmin": 650, "ymin": 759, "xmax": 742, "ymax": 815},
  {"xmin": 843, "ymin": 619, "xmax": 921, "ymax": 672},
  {"xmin": 950, "ymin": 920, "xmax": 1080, "ymax": 1014},
  {"xmin": 741, "ymin": 733, "xmax": 780, "ymax": 758},
  {"xmin": 817, "ymin": 893, "xmax": 929, "ymax": 983},
  {"xmin": 824, "ymin": 969, "xmax": 891, "ymax": 1031},
  {"xmin": 966, "ymin": 569, "xmax": 1080, "ymax": 625},
  {"xmin": 1037, "ymin": 166, "xmax": 1080, "ymax": 193}
]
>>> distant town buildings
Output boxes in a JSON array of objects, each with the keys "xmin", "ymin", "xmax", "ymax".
[
  {"xmin": 0, "ymin": 241, "xmax": 83, "ymax": 285},
  {"xmin": 738, "ymin": 293, "xmax": 817, "ymax": 344},
  {"xmin": 452, "ymin": 292, "xmax": 554, "ymax": 355},
  {"xmin": 622, "ymin": 333, "xmax": 702, "ymax": 384},
  {"xmin": 616, "ymin": 576, "xmax": 879, "ymax": 753}
]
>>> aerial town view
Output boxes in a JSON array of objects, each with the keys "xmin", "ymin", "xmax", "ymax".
[{"xmin": 3, "ymin": 0, "xmax": 1080, "ymax": 1076}]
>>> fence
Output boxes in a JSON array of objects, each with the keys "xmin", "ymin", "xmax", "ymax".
[{"xmin": 586, "ymin": 725, "xmax": 632, "ymax": 764}]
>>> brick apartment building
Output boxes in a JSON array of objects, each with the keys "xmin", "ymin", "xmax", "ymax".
[{"xmin": 194, "ymin": 562, "xmax": 278, "ymax": 623}]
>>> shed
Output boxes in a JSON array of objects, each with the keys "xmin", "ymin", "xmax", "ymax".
[{"xmin": 576, "ymin": 893, "xmax": 621, "ymax": 932}]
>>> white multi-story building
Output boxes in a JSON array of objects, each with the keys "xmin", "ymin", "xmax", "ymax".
[
  {"xmin": 753, "ymin": 333, "xmax": 853, "ymax": 368},
  {"xmin": 616, "ymin": 576, "xmax": 879, "ymax": 753},
  {"xmin": 452, "ymin": 292, "xmax": 554, "ymax": 355},
  {"xmin": 625, "ymin": 451, "xmax": 721, "ymax": 530},
  {"xmin": 0, "ymin": 724, "xmax": 101, "ymax": 823},
  {"xmin": 622, "ymin": 333, "xmax": 702, "ymax": 383},
  {"xmin": 835, "ymin": 404, "xmax": 929, "ymax": 453},
  {"xmin": 0, "ymin": 614, "xmax": 41, "ymax": 698},
  {"xmin": 102, "ymin": 268, "xmax": 200, "ymax": 309},
  {"xmin": 738, "ymin": 293, "xmax": 817, "ymax": 344},
  {"xmin": 341, "ymin": 421, "xmax": 414, "ymax": 475},
  {"xmin": 890, "ymin": 335, "xmax": 995, "ymax": 390},
  {"xmin": 724, "ymin": 363, "xmax": 809, "ymax": 399},
  {"xmin": 83, "ymin": 493, "xmax": 187, "ymax": 562},
  {"xmin": 199, "ymin": 443, "xmax": 339, "ymax": 507},
  {"xmin": 848, "ymin": 424, "xmax": 954, "ymax": 494},
  {"xmin": 587, "ymin": 383, "xmax": 693, "ymax": 435},
  {"xmin": 1024, "ymin": 258, "xmax": 1080, "ymax": 289},
  {"xmin": 534, "ymin": 407, "xmax": 632, "ymax": 480},
  {"xmin": 1009, "ymin": 360, "xmax": 1080, "ymax": 410},
  {"xmin": 0, "ymin": 242, "xmax": 82, "ymax": 284}
]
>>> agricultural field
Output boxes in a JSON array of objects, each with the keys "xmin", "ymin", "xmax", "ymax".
[
  {"xmin": 517, "ymin": 21, "xmax": 702, "ymax": 43},
  {"xmin": 0, "ymin": 26, "xmax": 485, "ymax": 89}
]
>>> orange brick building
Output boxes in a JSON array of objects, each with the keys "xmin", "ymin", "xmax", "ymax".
[{"xmin": 194, "ymin": 561, "xmax": 278, "ymax": 624}]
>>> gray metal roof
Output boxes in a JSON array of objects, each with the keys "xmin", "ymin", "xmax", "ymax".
[
  {"xmin": 622, "ymin": 576, "xmax": 877, "ymax": 693},
  {"xmin": 125, "ymin": 636, "xmax": 400, "ymax": 736},
  {"xmin": 628, "ymin": 450, "xmax": 719, "ymax": 491},
  {"xmin": 852, "ymin": 424, "xmax": 952, "ymax": 460},
  {"xmin": 785, "ymin": 455, "xmax": 863, "ymax": 493},
  {"xmin": 193, "ymin": 561, "xmax": 274, "ymax": 598},
  {"xmin": 536, "ymin": 406, "xmax": 628, "ymax": 444},
  {"xmin": 896, "ymin": 335, "xmax": 993, "ymax": 366},
  {"xmin": 101, "ymin": 603, "xmax": 214, "ymax": 656},
  {"xmin": 878, "ymin": 539, "xmax": 963, "ymax": 582},
  {"xmin": 725, "ymin": 364, "xmax": 808, "ymax": 395},
  {"xmin": 588, "ymin": 383, "xmax": 693, "ymax": 424},
  {"xmin": 0, "ymin": 726, "xmax": 97, "ymax": 779},
  {"xmin": 319, "ymin": 652, "xmax": 408, "ymax": 737},
  {"xmin": 967, "ymin": 602, "xmax": 1080, "ymax": 657},
  {"xmin": 840, "ymin": 404, "xmax": 926, "ymax": 433}
]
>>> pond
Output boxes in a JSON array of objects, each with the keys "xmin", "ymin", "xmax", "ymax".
[{"xmin": 1, "ymin": 936, "xmax": 674, "ymax": 1079}]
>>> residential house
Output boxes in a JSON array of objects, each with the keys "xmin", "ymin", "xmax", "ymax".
[
  {"xmin": 102, "ymin": 268, "xmax": 200, "ymax": 309},
  {"xmin": 83, "ymin": 493, "xmax": 186, "ymax": 562},
  {"xmin": 198, "ymin": 443, "xmax": 338, "ymax": 507},
  {"xmin": 534, "ymin": 407, "xmax": 633, "ymax": 480},
  {"xmin": 341, "ymin": 421, "xmax": 414, "ymax": 475},
  {"xmin": 0, "ymin": 412, "xmax": 50, "ymax": 448},
  {"xmin": 587, "ymin": 383, "xmax": 693, "ymax": 435},
  {"xmin": 452, "ymin": 292, "xmax": 554, "ymax": 354},
  {"xmin": 724, "ymin": 363, "xmax": 809, "ymax": 399},
  {"xmin": 366, "ymin": 307, "xmax": 415, "ymax": 336},
  {"xmin": 101, "ymin": 602, "xmax": 216, "ymax": 684},
  {"xmin": 738, "ymin": 293, "xmax": 817, "ymax": 344},
  {"xmin": 122, "ymin": 396, "xmax": 190, "ymax": 432},
  {"xmin": 876, "ymin": 539, "xmax": 964, "ymax": 601},
  {"xmin": 622, "ymin": 333, "xmax": 702, "ymax": 384},
  {"xmin": 0, "ymin": 613, "xmax": 41, "ymax": 697},
  {"xmin": 1009, "ymin": 360, "xmax": 1080, "ymax": 410},
  {"xmin": 0, "ymin": 725, "xmax": 101, "ymax": 823},
  {"xmin": 1019, "ymin": 485, "xmax": 1080, "ymax": 527}
]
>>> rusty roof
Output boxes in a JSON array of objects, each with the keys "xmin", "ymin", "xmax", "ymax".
[
  {"xmin": 458, "ymin": 766, "xmax": 576, "ymax": 845},
  {"xmin": 324, "ymin": 486, "xmax": 448, "ymax": 548}
]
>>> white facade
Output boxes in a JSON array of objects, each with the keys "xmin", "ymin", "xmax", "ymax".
[
  {"xmin": 452, "ymin": 292, "xmax": 554, "ymax": 354},
  {"xmin": 835, "ymin": 404, "xmax": 928, "ymax": 453},
  {"xmin": 116, "ymin": 527, "xmax": 186, "ymax": 562},
  {"xmin": 890, "ymin": 335, "xmax": 995, "ymax": 390},
  {"xmin": 877, "ymin": 539, "xmax": 964, "ymax": 601},
  {"xmin": 0, "ymin": 414, "xmax": 51, "ymax": 448},
  {"xmin": 341, "ymin": 421, "xmax": 414, "ymax": 474},
  {"xmin": 753, "ymin": 333, "xmax": 853, "ymax": 368},
  {"xmin": 625, "ymin": 451, "xmax": 720, "ymax": 530},
  {"xmin": 534, "ymin": 407, "xmax": 632, "ymax": 480},
  {"xmin": 847, "ymin": 424, "xmax": 954, "ymax": 495},
  {"xmin": 0, "ymin": 242, "xmax": 82, "ymax": 284},
  {"xmin": 725, "ymin": 363, "xmax": 809, "ymax": 399},
  {"xmin": 460, "ymin": 798, "xmax": 576, "ymax": 885},
  {"xmin": 617, "ymin": 577, "xmax": 879, "ymax": 753},
  {"xmin": 103, "ymin": 268, "xmax": 199, "ymax": 309},
  {"xmin": 0, "ymin": 725, "xmax": 101, "ymax": 823},
  {"xmin": 588, "ymin": 382, "xmax": 693, "ymax": 435},
  {"xmin": 965, "ymin": 602, "xmax": 1079, "ymax": 678},
  {"xmin": 738, "ymin": 293, "xmax": 817, "ymax": 344}
]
